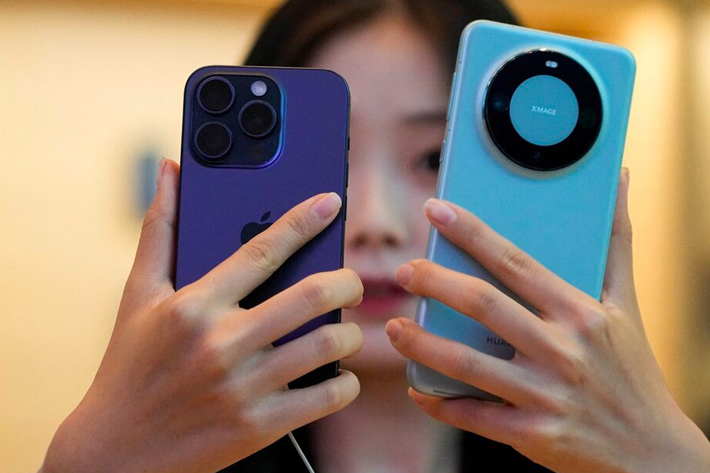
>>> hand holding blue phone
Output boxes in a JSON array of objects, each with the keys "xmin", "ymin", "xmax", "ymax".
[
  {"xmin": 388, "ymin": 171, "xmax": 710, "ymax": 473},
  {"xmin": 408, "ymin": 20, "xmax": 637, "ymax": 400},
  {"xmin": 387, "ymin": 20, "xmax": 710, "ymax": 473}
]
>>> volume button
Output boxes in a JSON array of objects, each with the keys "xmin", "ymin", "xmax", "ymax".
[
  {"xmin": 446, "ymin": 72, "xmax": 457, "ymax": 122},
  {"xmin": 440, "ymin": 139, "xmax": 448, "ymax": 162}
]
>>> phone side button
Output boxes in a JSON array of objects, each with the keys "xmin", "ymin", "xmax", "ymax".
[
  {"xmin": 446, "ymin": 72, "xmax": 457, "ymax": 122},
  {"xmin": 343, "ymin": 195, "xmax": 348, "ymax": 221}
]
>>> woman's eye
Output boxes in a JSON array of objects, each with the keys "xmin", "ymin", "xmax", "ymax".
[{"xmin": 421, "ymin": 149, "xmax": 440, "ymax": 172}]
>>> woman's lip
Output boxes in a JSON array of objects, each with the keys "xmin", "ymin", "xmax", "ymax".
[{"xmin": 355, "ymin": 278, "xmax": 412, "ymax": 317}]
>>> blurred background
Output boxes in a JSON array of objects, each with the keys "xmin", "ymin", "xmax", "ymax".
[{"xmin": 1, "ymin": 0, "xmax": 709, "ymax": 470}]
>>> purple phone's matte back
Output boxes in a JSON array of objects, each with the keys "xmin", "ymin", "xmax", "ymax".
[{"xmin": 175, "ymin": 66, "xmax": 349, "ymax": 388}]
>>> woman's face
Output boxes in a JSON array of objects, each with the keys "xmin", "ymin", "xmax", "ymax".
[{"xmin": 307, "ymin": 14, "xmax": 449, "ymax": 374}]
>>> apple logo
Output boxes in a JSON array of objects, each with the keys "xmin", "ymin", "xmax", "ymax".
[{"xmin": 240, "ymin": 211, "xmax": 273, "ymax": 245}]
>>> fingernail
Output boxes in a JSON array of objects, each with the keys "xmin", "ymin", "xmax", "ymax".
[
  {"xmin": 424, "ymin": 199, "xmax": 457, "ymax": 227},
  {"xmin": 385, "ymin": 319, "xmax": 403, "ymax": 343},
  {"xmin": 409, "ymin": 389, "xmax": 425, "ymax": 405},
  {"xmin": 311, "ymin": 193, "xmax": 342, "ymax": 220},
  {"xmin": 623, "ymin": 167, "xmax": 630, "ymax": 185},
  {"xmin": 396, "ymin": 264, "xmax": 414, "ymax": 286}
]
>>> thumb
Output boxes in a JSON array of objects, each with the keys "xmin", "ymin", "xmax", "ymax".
[
  {"xmin": 602, "ymin": 168, "xmax": 637, "ymax": 308},
  {"xmin": 126, "ymin": 158, "xmax": 180, "ymax": 298}
]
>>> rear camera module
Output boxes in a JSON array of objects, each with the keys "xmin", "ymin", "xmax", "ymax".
[
  {"xmin": 484, "ymin": 50, "xmax": 602, "ymax": 171},
  {"xmin": 197, "ymin": 77, "xmax": 235, "ymax": 115},
  {"xmin": 190, "ymin": 73, "xmax": 282, "ymax": 167},
  {"xmin": 194, "ymin": 122, "xmax": 232, "ymax": 159},
  {"xmin": 239, "ymin": 100, "xmax": 277, "ymax": 139}
]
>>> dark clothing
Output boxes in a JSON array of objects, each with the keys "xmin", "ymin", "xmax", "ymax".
[{"xmin": 220, "ymin": 427, "xmax": 552, "ymax": 472}]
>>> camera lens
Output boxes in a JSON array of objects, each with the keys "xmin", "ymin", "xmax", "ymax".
[
  {"xmin": 492, "ymin": 93, "xmax": 510, "ymax": 112},
  {"xmin": 197, "ymin": 77, "xmax": 235, "ymax": 115},
  {"xmin": 509, "ymin": 75, "xmax": 579, "ymax": 146},
  {"xmin": 194, "ymin": 122, "xmax": 232, "ymax": 159},
  {"xmin": 239, "ymin": 100, "xmax": 277, "ymax": 138},
  {"xmin": 484, "ymin": 50, "xmax": 602, "ymax": 171}
]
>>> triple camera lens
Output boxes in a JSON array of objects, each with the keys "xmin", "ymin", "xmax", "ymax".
[
  {"xmin": 193, "ymin": 75, "xmax": 280, "ymax": 164},
  {"xmin": 198, "ymin": 77, "xmax": 234, "ymax": 115},
  {"xmin": 195, "ymin": 122, "xmax": 232, "ymax": 159},
  {"xmin": 484, "ymin": 50, "xmax": 602, "ymax": 171},
  {"xmin": 239, "ymin": 101, "xmax": 277, "ymax": 138}
]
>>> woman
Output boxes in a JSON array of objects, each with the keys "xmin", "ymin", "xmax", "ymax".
[
  {"xmin": 40, "ymin": 0, "xmax": 710, "ymax": 472},
  {"xmin": 234, "ymin": 1, "xmax": 551, "ymax": 472}
]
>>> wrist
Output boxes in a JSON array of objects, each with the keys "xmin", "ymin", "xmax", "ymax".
[
  {"xmin": 40, "ymin": 419, "xmax": 91, "ymax": 473},
  {"xmin": 40, "ymin": 398, "xmax": 122, "ymax": 473},
  {"xmin": 636, "ymin": 412, "xmax": 710, "ymax": 473}
]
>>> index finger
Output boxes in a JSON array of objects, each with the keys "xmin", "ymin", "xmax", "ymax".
[
  {"xmin": 194, "ymin": 192, "xmax": 342, "ymax": 304},
  {"xmin": 423, "ymin": 198, "xmax": 591, "ymax": 316}
]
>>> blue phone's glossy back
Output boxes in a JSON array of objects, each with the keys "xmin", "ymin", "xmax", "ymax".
[
  {"xmin": 176, "ymin": 66, "xmax": 349, "ymax": 388},
  {"xmin": 409, "ymin": 22, "xmax": 635, "ymax": 399}
]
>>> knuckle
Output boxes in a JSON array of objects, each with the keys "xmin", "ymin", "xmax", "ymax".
[
  {"xmin": 342, "ymin": 268, "xmax": 364, "ymax": 291},
  {"xmin": 241, "ymin": 238, "xmax": 281, "ymax": 275},
  {"xmin": 463, "ymin": 218, "xmax": 487, "ymax": 242},
  {"xmin": 499, "ymin": 247, "xmax": 534, "ymax": 279},
  {"xmin": 284, "ymin": 213, "xmax": 313, "ymax": 242},
  {"xmin": 575, "ymin": 306, "xmax": 613, "ymax": 345},
  {"xmin": 449, "ymin": 347, "xmax": 480, "ymax": 382},
  {"xmin": 411, "ymin": 262, "xmax": 435, "ymax": 288},
  {"xmin": 222, "ymin": 378, "xmax": 257, "ymax": 420},
  {"xmin": 301, "ymin": 276, "xmax": 330, "ymax": 310},
  {"xmin": 164, "ymin": 292, "xmax": 205, "ymax": 334},
  {"xmin": 141, "ymin": 206, "xmax": 163, "ymax": 234},
  {"xmin": 506, "ymin": 419, "xmax": 533, "ymax": 451},
  {"xmin": 392, "ymin": 323, "xmax": 415, "ymax": 353},
  {"xmin": 554, "ymin": 345, "xmax": 590, "ymax": 387},
  {"xmin": 527, "ymin": 417, "xmax": 563, "ymax": 451},
  {"xmin": 313, "ymin": 327, "xmax": 342, "ymax": 360},
  {"xmin": 626, "ymin": 219, "xmax": 634, "ymax": 243},
  {"xmin": 339, "ymin": 268, "xmax": 364, "ymax": 305},
  {"xmin": 321, "ymin": 381, "xmax": 343, "ymax": 410},
  {"xmin": 343, "ymin": 324, "xmax": 364, "ymax": 354},
  {"xmin": 621, "ymin": 218, "xmax": 633, "ymax": 244},
  {"xmin": 231, "ymin": 405, "xmax": 261, "ymax": 435},
  {"xmin": 196, "ymin": 341, "xmax": 230, "ymax": 381},
  {"xmin": 613, "ymin": 214, "xmax": 634, "ymax": 246},
  {"xmin": 141, "ymin": 204, "xmax": 175, "ymax": 238},
  {"xmin": 464, "ymin": 281, "xmax": 498, "ymax": 320}
]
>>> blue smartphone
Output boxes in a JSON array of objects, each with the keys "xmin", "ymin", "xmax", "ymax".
[
  {"xmin": 175, "ymin": 66, "xmax": 350, "ymax": 390},
  {"xmin": 408, "ymin": 21, "xmax": 636, "ymax": 400}
]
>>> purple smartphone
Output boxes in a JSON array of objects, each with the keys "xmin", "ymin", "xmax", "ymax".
[{"xmin": 175, "ymin": 66, "xmax": 350, "ymax": 389}]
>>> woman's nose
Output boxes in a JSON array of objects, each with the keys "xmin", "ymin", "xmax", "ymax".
[{"xmin": 345, "ymin": 158, "xmax": 407, "ymax": 250}]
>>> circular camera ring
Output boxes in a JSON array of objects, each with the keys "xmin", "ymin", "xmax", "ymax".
[
  {"xmin": 238, "ymin": 100, "xmax": 278, "ymax": 139},
  {"xmin": 194, "ymin": 121, "xmax": 233, "ymax": 160},
  {"xmin": 484, "ymin": 50, "xmax": 603, "ymax": 171},
  {"xmin": 197, "ymin": 76, "xmax": 235, "ymax": 115}
]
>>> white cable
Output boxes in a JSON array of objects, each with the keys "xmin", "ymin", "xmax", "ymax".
[{"xmin": 287, "ymin": 431, "xmax": 316, "ymax": 473}]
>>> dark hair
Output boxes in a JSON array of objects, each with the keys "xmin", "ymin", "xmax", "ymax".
[{"xmin": 244, "ymin": 0, "xmax": 519, "ymax": 72}]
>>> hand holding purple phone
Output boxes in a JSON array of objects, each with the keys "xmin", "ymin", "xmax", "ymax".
[{"xmin": 39, "ymin": 159, "xmax": 363, "ymax": 473}]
